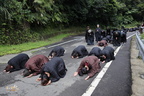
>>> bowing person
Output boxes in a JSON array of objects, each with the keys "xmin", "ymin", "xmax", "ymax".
[
  {"xmin": 48, "ymin": 46, "xmax": 65, "ymax": 59},
  {"xmin": 99, "ymin": 46, "xmax": 115, "ymax": 63},
  {"xmin": 36, "ymin": 57, "xmax": 67, "ymax": 86},
  {"xmin": 74, "ymin": 56, "xmax": 101, "ymax": 80},
  {"xmin": 98, "ymin": 39, "xmax": 108, "ymax": 47},
  {"xmin": 4, "ymin": 53, "xmax": 29, "ymax": 73},
  {"xmin": 88, "ymin": 47, "xmax": 102, "ymax": 58},
  {"xmin": 71, "ymin": 45, "xmax": 88, "ymax": 59},
  {"xmin": 23, "ymin": 55, "xmax": 49, "ymax": 77}
]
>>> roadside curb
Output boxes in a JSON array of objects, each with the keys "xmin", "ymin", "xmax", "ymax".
[
  {"xmin": 131, "ymin": 37, "xmax": 144, "ymax": 96},
  {"xmin": 0, "ymin": 47, "xmax": 46, "ymax": 63}
]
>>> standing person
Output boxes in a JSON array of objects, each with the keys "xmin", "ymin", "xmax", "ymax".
[
  {"xmin": 112, "ymin": 30, "xmax": 121, "ymax": 46},
  {"xmin": 101, "ymin": 30, "xmax": 106, "ymax": 39},
  {"xmin": 85, "ymin": 26, "xmax": 94, "ymax": 45},
  {"xmin": 121, "ymin": 26, "xmax": 128, "ymax": 34},
  {"xmin": 99, "ymin": 46, "xmax": 115, "ymax": 63},
  {"xmin": 106, "ymin": 27, "xmax": 112, "ymax": 43},
  {"xmin": 73, "ymin": 56, "xmax": 101, "ymax": 80},
  {"xmin": 85, "ymin": 26, "xmax": 89, "ymax": 43},
  {"xmin": 95, "ymin": 24, "xmax": 102, "ymax": 42},
  {"xmin": 23, "ymin": 55, "xmax": 49, "ymax": 77},
  {"xmin": 36, "ymin": 57, "xmax": 67, "ymax": 86},
  {"xmin": 3, "ymin": 53, "xmax": 29, "ymax": 73},
  {"xmin": 106, "ymin": 27, "xmax": 111, "ymax": 36},
  {"xmin": 48, "ymin": 46, "xmax": 65, "ymax": 60},
  {"xmin": 71, "ymin": 45, "xmax": 88, "ymax": 59},
  {"xmin": 120, "ymin": 30, "xmax": 127, "ymax": 44}
]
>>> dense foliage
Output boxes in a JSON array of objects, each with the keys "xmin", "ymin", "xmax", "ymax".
[{"xmin": 0, "ymin": 0, "xmax": 144, "ymax": 44}]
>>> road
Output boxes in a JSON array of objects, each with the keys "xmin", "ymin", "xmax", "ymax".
[{"xmin": 0, "ymin": 32, "xmax": 135, "ymax": 96}]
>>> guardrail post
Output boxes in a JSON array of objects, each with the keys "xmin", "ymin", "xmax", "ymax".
[{"xmin": 135, "ymin": 31, "xmax": 144, "ymax": 62}]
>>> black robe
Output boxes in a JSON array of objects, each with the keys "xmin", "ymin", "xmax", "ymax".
[
  {"xmin": 95, "ymin": 28, "xmax": 102, "ymax": 42},
  {"xmin": 48, "ymin": 46, "xmax": 65, "ymax": 57},
  {"xmin": 41, "ymin": 57, "xmax": 67, "ymax": 82},
  {"xmin": 71, "ymin": 45, "xmax": 88, "ymax": 58},
  {"xmin": 86, "ymin": 29, "xmax": 94, "ymax": 45},
  {"xmin": 101, "ymin": 30, "xmax": 106, "ymax": 39},
  {"xmin": 106, "ymin": 35, "xmax": 112, "ymax": 43},
  {"xmin": 85, "ymin": 29, "xmax": 89, "ymax": 43},
  {"xmin": 5, "ymin": 53, "xmax": 29, "ymax": 72},
  {"xmin": 100, "ymin": 46, "xmax": 115, "ymax": 62},
  {"xmin": 88, "ymin": 47, "xmax": 102, "ymax": 58},
  {"xmin": 106, "ymin": 28, "xmax": 111, "ymax": 36},
  {"xmin": 120, "ymin": 31, "xmax": 127, "ymax": 43},
  {"xmin": 113, "ymin": 30, "xmax": 121, "ymax": 46}
]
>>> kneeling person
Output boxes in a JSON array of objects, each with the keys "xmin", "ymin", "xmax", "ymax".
[
  {"xmin": 71, "ymin": 45, "xmax": 88, "ymax": 59},
  {"xmin": 23, "ymin": 55, "xmax": 49, "ymax": 77},
  {"xmin": 36, "ymin": 57, "xmax": 67, "ymax": 86},
  {"xmin": 48, "ymin": 46, "xmax": 65, "ymax": 59},
  {"xmin": 4, "ymin": 53, "xmax": 29, "ymax": 73},
  {"xmin": 100, "ymin": 46, "xmax": 115, "ymax": 63},
  {"xmin": 88, "ymin": 47, "xmax": 102, "ymax": 58},
  {"xmin": 74, "ymin": 56, "xmax": 101, "ymax": 80},
  {"xmin": 98, "ymin": 39, "xmax": 108, "ymax": 47}
]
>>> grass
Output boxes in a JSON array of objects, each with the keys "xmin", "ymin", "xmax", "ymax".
[
  {"xmin": 141, "ymin": 33, "xmax": 144, "ymax": 39},
  {"xmin": 0, "ymin": 33, "xmax": 79, "ymax": 56},
  {"xmin": 1, "ymin": 22, "xmax": 141, "ymax": 56},
  {"xmin": 124, "ymin": 21, "xmax": 140, "ymax": 28}
]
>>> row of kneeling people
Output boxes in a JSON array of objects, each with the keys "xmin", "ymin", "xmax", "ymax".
[{"xmin": 3, "ymin": 45, "xmax": 115, "ymax": 86}]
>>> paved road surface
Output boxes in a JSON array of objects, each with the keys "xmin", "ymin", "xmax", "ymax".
[{"xmin": 0, "ymin": 32, "xmax": 135, "ymax": 96}]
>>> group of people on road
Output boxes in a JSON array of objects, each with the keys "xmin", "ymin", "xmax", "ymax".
[
  {"xmin": 3, "ymin": 45, "xmax": 115, "ymax": 86},
  {"xmin": 3, "ymin": 25, "xmax": 119, "ymax": 86},
  {"xmin": 85, "ymin": 24, "xmax": 128, "ymax": 46},
  {"xmin": 4, "ymin": 46, "xmax": 67, "ymax": 86}
]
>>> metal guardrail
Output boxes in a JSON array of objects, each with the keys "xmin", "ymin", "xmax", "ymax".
[{"xmin": 136, "ymin": 32, "xmax": 144, "ymax": 62}]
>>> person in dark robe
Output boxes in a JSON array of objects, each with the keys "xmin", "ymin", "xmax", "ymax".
[
  {"xmin": 86, "ymin": 27, "xmax": 94, "ymax": 45},
  {"xmin": 88, "ymin": 47, "xmax": 102, "ymax": 58},
  {"xmin": 106, "ymin": 27, "xmax": 111, "ymax": 36},
  {"xmin": 85, "ymin": 26, "xmax": 89, "ymax": 43},
  {"xmin": 142, "ymin": 23, "xmax": 144, "ymax": 27},
  {"xmin": 48, "ymin": 46, "xmax": 65, "ymax": 59},
  {"xmin": 104, "ymin": 35, "xmax": 112, "ymax": 43},
  {"xmin": 23, "ymin": 55, "xmax": 49, "ymax": 77},
  {"xmin": 98, "ymin": 39, "xmax": 108, "ymax": 47},
  {"xmin": 3, "ymin": 53, "xmax": 29, "ymax": 73},
  {"xmin": 101, "ymin": 30, "xmax": 106, "ymax": 39},
  {"xmin": 129, "ymin": 28, "xmax": 133, "ymax": 32},
  {"xmin": 95, "ymin": 24, "xmax": 102, "ymax": 42},
  {"xmin": 36, "ymin": 57, "xmax": 67, "ymax": 86},
  {"xmin": 71, "ymin": 45, "xmax": 88, "ymax": 59},
  {"xmin": 99, "ymin": 46, "xmax": 115, "ymax": 63},
  {"xmin": 74, "ymin": 56, "xmax": 101, "ymax": 80},
  {"xmin": 112, "ymin": 30, "xmax": 121, "ymax": 46},
  {"xmin": 121, "ymin": 26, "xmax": 128, "ymax": 34},
  {"xmin": 105, "ymin": 27, "xmax": 112, "ymax": 43},
  {"xmin": 120, "ymin": 30, "xmax": 127, "ymax": 43}
]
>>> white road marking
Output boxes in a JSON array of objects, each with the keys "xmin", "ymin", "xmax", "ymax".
[{"xmin": 82, "ymin": 33, "xmax": 135, "ymax": 96}]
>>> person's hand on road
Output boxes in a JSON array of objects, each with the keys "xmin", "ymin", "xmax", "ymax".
[{"xmin": 74, "ymin": 72, "xmax": 78, "ymax": 76}]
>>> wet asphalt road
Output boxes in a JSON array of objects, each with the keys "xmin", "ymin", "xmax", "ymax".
[{"xmin": 0, "ymin": 32, "xmax": 135, "ymax": 96}]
